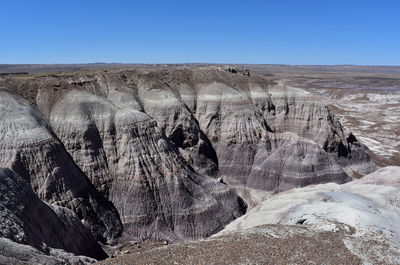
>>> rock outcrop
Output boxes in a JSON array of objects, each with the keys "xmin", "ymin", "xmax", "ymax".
[
  {"xmin": 97, "ymin": 167, "xmax": 400, "ymax": 265},
  {"xmin": 0, "ymin": 66, "xmax": 377, "ymax": 251},
  {"xmin": 194, "ymin": 78, "xmax": 357, "ymax": 191},
  {"xmin": 219, "ymin": 166, "xmax": 400, "ymax": 244},
  {"xmin": 0, "ymin": 91, "xmax": 123, "ymax": 244},
  {"xmin": 214, "ymin": 166, "xmax": 400, "ymax": 264},
  {"xmin": 220, "ymin": 172, "xmax": 400, "ymax": 238},
  {"xmin": 34, "ymin": 75, "xmax": 246, "ymax": 242},
  {"xmin": 0, "ymin": 166, "xmax": 106, "ymax": 263}
]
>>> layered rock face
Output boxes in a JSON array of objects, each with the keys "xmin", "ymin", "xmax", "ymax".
[
  {"xmin": 0, "ymin": 91, "xmax": 123, "ymax": 244},
  {"xmin": 0, "ymin": 166, "xmax": 106, "ymax": 263},
  {"xmin": 4, "ymin": 67, "xmax": 374, "ymax": 195},
  {"xmin": 195, "ymin": 77, "xmax": 376, "ymax": 191},
  {"xmin": 34, "ymin": 76, "xmax": 246, "ymax": 241},
  {"xmin": 94, "ymin": 68, "xmax": 372, "ymax": 191},
  {"xmin": 99, "ymin": 167, "xmax": 400, "ymax": 265},
  {"xmin": 137, "ymin": 79, "xmax": 219, "ymax": 177},
  {"xmin": 135, "ymin": 69, "xmax": 374, "ymax": 192},
  {"xmin": 0, "ymin": 67, "xmax": 377, "ymax": 261}
]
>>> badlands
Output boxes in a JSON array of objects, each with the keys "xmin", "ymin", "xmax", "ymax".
[{"xmin": 0, "ymin": 65, "xmax": 398, "ymax": 264}]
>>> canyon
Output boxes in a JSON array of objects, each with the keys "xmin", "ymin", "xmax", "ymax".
[{"xmin": 0, "ymin": 65, "xmax": 398, "ymax": 264}]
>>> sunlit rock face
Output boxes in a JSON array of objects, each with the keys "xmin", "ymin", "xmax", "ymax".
[
  {"xmin": 35, "ymin": 68, "xmax": 374, "ymax": 196},
  {"xmin": 0, "ymin": 67, "xmax": 376, "ymax": 247},
  {"xmin": 0, "ymin": 91, "xmax": 123, "ymax": 244},
  {"xmin": 213, "ymin": 167, "xmax": 400, "ymax": 264},
  {"xmin": 35, "ymin": 75, "xmax": 246, "ymax": 242},
  {"xmin": 193, "ymin": 79, "xmax": 356, "ymax": 192},
  {"xmin": 219, "ymin": 166, "xmax": 400, "ymax": 250}
]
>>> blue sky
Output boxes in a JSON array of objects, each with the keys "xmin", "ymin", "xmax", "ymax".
[{"xmin": 1, "ymin": 0, "xmax": 399, "ymax": 65}]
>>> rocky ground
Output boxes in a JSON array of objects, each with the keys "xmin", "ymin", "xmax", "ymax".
[{"xmin": 97, "ymin": 225, "xmax": 363, "ymax": 265}]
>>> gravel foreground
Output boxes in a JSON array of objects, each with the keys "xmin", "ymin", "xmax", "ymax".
[{"xmin": 97, "ymin": 224, "xmax": 369, "ymax": 265}]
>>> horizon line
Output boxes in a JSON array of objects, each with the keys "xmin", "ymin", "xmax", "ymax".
[{"xmin": 1, "ymin": 62, "xmax": 400, "ymax": 67}]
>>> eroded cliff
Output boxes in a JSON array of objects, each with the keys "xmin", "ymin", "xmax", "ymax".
[{"xmin": 0, "ymin": 66, "xmax": 377, "ymax": 262}]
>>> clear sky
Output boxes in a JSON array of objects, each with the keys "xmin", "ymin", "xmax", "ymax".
[{"xmin": 1, "ymin": 0, "xmax": 399, "ymax": 65}]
